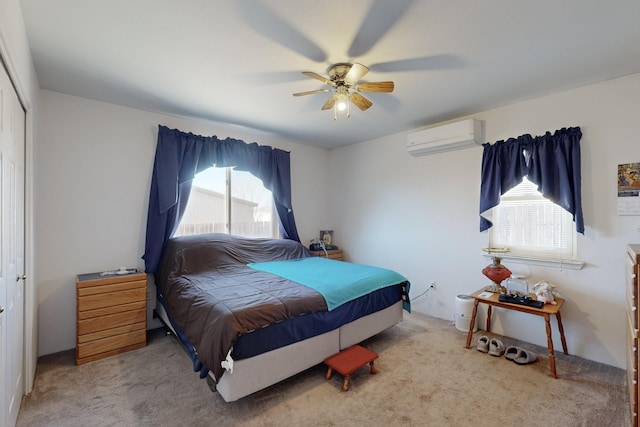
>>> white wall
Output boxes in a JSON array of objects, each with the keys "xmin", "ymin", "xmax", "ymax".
[
  {"xmin": 0, "ymin": 0, "xmax": 39, "ymax": 104},
  {"xmin": 329, "ymin": 72, "xmax": 640, "ymax": 369},
  {"xmin": 35, "ymin": 90, "xmax": 331, "ymax": 356}
]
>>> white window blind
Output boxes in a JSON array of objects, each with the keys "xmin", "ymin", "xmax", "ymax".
[{"xmin": 489, "ymin": 177, "xmax": 575, "ymax": 259}]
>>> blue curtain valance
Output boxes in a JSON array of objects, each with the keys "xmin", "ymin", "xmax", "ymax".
[
  {"xmin": 479, "ymin": 127, "xmax": 584, "ymax": 234},
  {"xmin": 143, "ymin": 125, "xmax": 300, "ymax": 273}
]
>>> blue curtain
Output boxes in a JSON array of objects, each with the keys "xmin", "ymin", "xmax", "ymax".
[
  {"xmin": 143, "ymin": 125, "xmax": 300, "ymax": 273},
  {"xmin": 479, "ymin": 127, "xmax": 584, "ymax": 234}
]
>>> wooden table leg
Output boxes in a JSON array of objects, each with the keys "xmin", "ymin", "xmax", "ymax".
[
  {"xmin": 342, "ymin": 375, "xmax": 350, "ymax": 391},
  {"xmin": 465, "ymin": 300, "xmax": 480, "ymax": 348},
  {"xmin": 544, "ymin": 313, "xmax": 557, "ymax": 379},
  {"xmin": 486, "ymin": 305, "xmax": 493, "ymax": 332},
  {"xmin": 555, "ymin": 311, "xmax": 569, "ymax": 355},
  {"xmin": 369, "ymin": 361, "xmax": 377, "ymax": 374},
  {"xmin": 325, "ymin": 367, "xmax": 333, "ymax": 380}
]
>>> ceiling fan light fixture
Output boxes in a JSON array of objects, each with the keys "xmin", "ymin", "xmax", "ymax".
[
  {"xmin": 334, "ymin": 86, "xmax": 350, "ymax": 119},
  {"xmin": 333, "ymin": 88, "xmax": 351, "ymax": 120},
  {"xmin": 336, "ymin": 94, "xmax": 349, "ymax": 111},
  {"xmin": 296, "ymin": 62, "xmax": 390, "ymax": 120}
]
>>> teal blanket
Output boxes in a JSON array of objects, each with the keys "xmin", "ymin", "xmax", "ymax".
[{"xmin": 248, "ymin": 257, "xmax": 408, "ymax": 311}]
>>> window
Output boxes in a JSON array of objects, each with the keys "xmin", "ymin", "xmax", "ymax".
[
  {"xmin": 489, "ymin": 177, "xmax": 576, "ymax": 259},
  {"xmin": 175, "ymin": 167, "xmax": 278, "ymax": 238}
]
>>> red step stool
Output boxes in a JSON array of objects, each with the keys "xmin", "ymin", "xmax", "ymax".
[{"xmin": 324, "ymin": 345, "xmax": 378, "ymax": 391}]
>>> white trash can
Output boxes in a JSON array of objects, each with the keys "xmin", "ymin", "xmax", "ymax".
[{"xmin": 455, "ymin": 294, "xmax": 477, "ymax": 332}]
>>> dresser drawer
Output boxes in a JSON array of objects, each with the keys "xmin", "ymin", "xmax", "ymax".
[
  {"xmin": 77, "ymin": 273, "xmax": 147, "ymax": 290},
  {"xmin": 78, "ymin": 300, "xmax": 146, "ymax": 320},
  {"xmin": 77, "ymin": 329, "xmax": 146, "ymax": 361},
  {"xmin": 78, "ymin": 307, "xmax": 146, "ymax": 335},
  {"xmin": 629, "ymin": 315, "xmax": 639, "ymax": 426},
  {"xmin": 77, "ymin": 322, "xmax": 146, "ymax": 344},
  {"xmin": 628, "ymin": 251, "xmax": 639, "ymax": 329},
  {"xmin": 78, "ymin": 287, "xmax": 146, "ymax": 312},
  {"xmin": 77, "ymin": 278, "xmax": 146, "ymax": 296},
  {"xmin": 627, "ymin": 245, "xmax": 640, "ymax": 427}
]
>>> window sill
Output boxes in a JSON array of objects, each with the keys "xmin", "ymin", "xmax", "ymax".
[{"xmin": 482, "ymin": 253, "xmax": 584, "ymax": 270}]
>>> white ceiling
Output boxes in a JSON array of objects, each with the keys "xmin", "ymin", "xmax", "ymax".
[{"xmin": 19, "ymin": 0, "xmax": 640, "ymax": 149}]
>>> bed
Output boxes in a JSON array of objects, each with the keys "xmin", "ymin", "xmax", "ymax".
[{"xmin": 154, "ymin": 233, "xmax": 410, "ymax": 402}]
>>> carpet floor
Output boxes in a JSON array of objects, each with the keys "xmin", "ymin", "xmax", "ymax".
[{"xmin": 17, "ymin": 312, "xmax": 630, "ymax": 426}]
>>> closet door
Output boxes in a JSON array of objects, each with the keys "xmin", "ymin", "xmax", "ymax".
[{"xmin": 0, "ymin": 60, "xmax": 26, "ymax": 427}]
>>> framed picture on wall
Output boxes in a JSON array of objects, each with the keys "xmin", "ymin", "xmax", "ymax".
[{"xmin": 618, "ymin": 162, "xmax": 640, "ymax": 215}]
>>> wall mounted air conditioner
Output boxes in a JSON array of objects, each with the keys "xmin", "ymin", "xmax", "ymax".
[{"xmin": 407, "ymin": 119, "xmax": 484, "ymax": 156}]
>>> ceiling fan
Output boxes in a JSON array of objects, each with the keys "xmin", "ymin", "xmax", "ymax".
[{"xmin": 293, "ymin": 62, "xmax": 394, "ymax": 119}]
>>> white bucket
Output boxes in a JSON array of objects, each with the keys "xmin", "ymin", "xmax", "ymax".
[{"xmin": 455, "ymin": 294, "xmax": 477, "ymax": 332}]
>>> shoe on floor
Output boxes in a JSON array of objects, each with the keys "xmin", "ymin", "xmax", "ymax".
[
  {"xmin": 514, "ymin": 348, "xmax": 537, "ymax": 365},
  {"xmin": 477, "ymin": 335, "xmax": 489, "ymax": 353},
  {"xmin": 488, "ymin": 338, "xmax": 505, "ymax": 357},
  {"xmin": 504, "ymin": 345, "xmax": 519, "ymax": 361}
]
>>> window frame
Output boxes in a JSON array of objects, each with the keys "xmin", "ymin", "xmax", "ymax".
[
  {"xmin": 177, "ymin": 166, "xmax": 279, "ymax": 239},
  {"xmin": 486, "ymin": 177, "xmax": 583, "ymax": 269}
]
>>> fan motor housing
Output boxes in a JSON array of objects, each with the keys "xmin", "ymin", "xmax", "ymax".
[{"xmin": 327, "ymin": 63, "xmax": 353, "ymax": 82}]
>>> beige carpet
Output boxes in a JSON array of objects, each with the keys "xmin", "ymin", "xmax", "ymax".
[{"xmin": 17, "ymin": 312, "xmax": 629, "ymax": 427}]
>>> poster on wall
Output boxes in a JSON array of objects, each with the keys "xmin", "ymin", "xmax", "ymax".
[{"xmin": 618, "ymin": 162, "xmax": 640, "ymax": 215}]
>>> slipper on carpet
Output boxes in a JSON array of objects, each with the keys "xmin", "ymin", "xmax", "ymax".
[
  {"xmin": 477, "ymin": 336, "xmax": 489, "ymax": 353},
  {"xmin": 488, "ymin": 338, "xmax": 505, "ymax": 357},
  {"xmin": 514, "ymin": 348, "xmax": 537, "ymax": 365},
  {"xmin": 504, "ymin": 346, "xmax": 519, "ymax": 361}
]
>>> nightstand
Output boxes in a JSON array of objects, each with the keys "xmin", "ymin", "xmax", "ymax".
[
  {"xmin": 76, "ymin": 270, "xmax": 147, "ymax": 365},
  {"xmin": 310, "ymin": 249, "xmax": 344, "ymax": 260}
]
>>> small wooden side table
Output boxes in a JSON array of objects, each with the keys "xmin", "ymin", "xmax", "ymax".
[
  {"xmin": 76, "ymin": 270, "xmax": 147, "ymax": 365},
  {"xmin": 311, "ymin": 249, "xmax": 344, "ymax": 260},
  {"xmin": 324, "ymin": 345, "xmax": 378, "ymax": 391},
  {"xmin": 464, "ymin": 288, "xmax": 568, "ymax": 378}
]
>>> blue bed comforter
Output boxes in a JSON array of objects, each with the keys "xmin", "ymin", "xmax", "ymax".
[{"xmin": 248, "ymin": 257, "xmax": 410, "ymax": 311}]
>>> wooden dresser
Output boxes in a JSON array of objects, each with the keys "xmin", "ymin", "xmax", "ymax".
[
  {"xmin": 76, "ymin": 270, "xmax": 147, "ymax": 365},
  {"xmin": 310, "ymin": 249, "xmax": 344, "ymax": 260},
  {"xmin": 627, "ymin": 244, "xmax": 640, "ymax": 426}
]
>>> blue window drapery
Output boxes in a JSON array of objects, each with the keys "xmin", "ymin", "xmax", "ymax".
[
  {"xmin": 479, "ymin": 127, "xmax": 584, "ymax": 234},
  {"xmin": 143, "ymin": 125, "xmax": 300, "ymax": 273}
]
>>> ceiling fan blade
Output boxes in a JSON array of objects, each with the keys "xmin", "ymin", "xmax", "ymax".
[
  {"xmin": 350, "ymin": 92, "xmax": 373, "ymax": 111},
  {"xmin": 344, "ymin": 63, "xmax": 369, "ymax": 85},
  {"xmin": 321, "ymin": 95, "xmax": 337, "ymax": 110},
  {"xmin": 355, "ymin": 81, "xmax": 394, "ymax": 93},
  {"xmin": 302, "ymin": 71, "xmax": 333, "ymax": 86},
  {"xmin": 239, "ymin": 1, "xmax": 327, "ymax": 62},
  {"xmin": 370, "ymin": 54, "xmax": 465, "ymax": 72},
  {"xmin": 293, "ymin": 89, "xmax": 330, "ymax": 97},
  {"xmin": 347, "ymin": 0, "xmax": 415, "ymax": 57}
]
